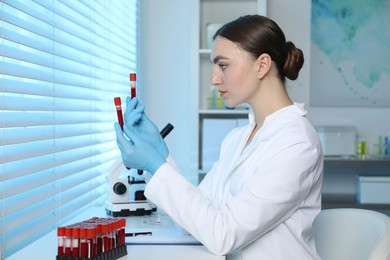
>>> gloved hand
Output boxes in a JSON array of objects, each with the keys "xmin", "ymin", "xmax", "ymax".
[
  {"xmin": 123, "ymin": 97, "xmax": 169, "ymax": 159},
  {"xmin": 114, "ymin": 122, "xmax": 166, "ymax": 174}
]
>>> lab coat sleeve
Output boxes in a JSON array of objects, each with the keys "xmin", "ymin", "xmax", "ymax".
[
  {"xmin": 144, "ymin": 140, "xmax": 321, "ymax": 256},
  {"xmin": 144, "ymin": 154, "xmax": 180, "ymax": 183},
  {"xmin": 166, "ymin": 154, "xmax": 180, "ymax": 171}
]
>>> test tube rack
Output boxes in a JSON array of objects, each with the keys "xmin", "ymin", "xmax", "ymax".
[{"xmin": 56, "ymin": 217, "xmax": 127, "ymax": 260}]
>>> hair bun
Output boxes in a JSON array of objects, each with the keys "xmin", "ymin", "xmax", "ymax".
[{"xmin": 282, "ymin": 41, "xmax": 304, "ymax": 80}]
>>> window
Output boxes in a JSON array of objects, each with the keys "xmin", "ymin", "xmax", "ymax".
[{"xmin": 0, "ymin": 0, "xmax": 139, "ymax": 257}]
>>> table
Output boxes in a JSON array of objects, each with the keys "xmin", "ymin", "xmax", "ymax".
[
  {"xmin": 8, "ymin": 207, "xmax": 225, "ymax": 260},
  {"xmin": 322, "ymin": 156, "xmax": 390, "ymax": 216}
]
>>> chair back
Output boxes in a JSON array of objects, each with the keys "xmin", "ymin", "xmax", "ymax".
[{"xmin": 313, "ymin": 208, "xmax": 390, "ymax": 260}]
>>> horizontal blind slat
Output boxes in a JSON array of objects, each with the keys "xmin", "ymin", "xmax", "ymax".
[
  {"xmin": 2, "ymin": 45, "xmax": 105, "ymax": 79},
  {"xmin": 1, "ymin": 135, "xmax": 115, "ymax": 164},
  {"xmin": 1, "ymin": 62, "xmax": 132, "ymax": 89},
  {"xmin": 3, "ymin": 172, "xmax": 106, "ymax": 221},
  {"xmin": 2, "ymin": 145, "xmax": 119, "ymax": 181},
  {"xmin": 1, "ymin": 159, "xmax": 115, "ymax": 202},
  {"xmin": 1, "ymin": 124, "xmax": 113, "ymax": 145},
  {"xmin": 0, "ymin": 77, "xmax": 128, "ymax": 98},
  {"xmin": 0, "ymin": 112, "xmax": 107, "ymax": 128}
]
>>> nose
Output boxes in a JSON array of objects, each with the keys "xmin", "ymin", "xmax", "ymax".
[{"xmin": 210, "ymin": 67, "xmax": 222, "ymax": 85}]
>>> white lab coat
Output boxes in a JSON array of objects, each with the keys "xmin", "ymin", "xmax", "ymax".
[{"xmin": 145, "ymin": 103, "xmax": 323, "ymax": 260}]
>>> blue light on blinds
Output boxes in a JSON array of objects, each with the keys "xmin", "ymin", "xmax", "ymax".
[{"xmin": 0, "ymin": 0, "xmax": 139, "ymax": 258}]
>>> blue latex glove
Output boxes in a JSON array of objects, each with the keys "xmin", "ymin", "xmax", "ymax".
[
  {"xmin": 124, "ymin": 97, "xmax": 169, "ymax": 159},
  {"xmin": 114, "ymin": 122, "xmax": 166, "ymax": 174}
]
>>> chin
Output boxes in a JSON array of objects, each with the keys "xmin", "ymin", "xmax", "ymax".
[
  {"xmin": 223, "ymin": 99, "xmax": 232, "ymax": 107},
  {"xmin": 225, "ymin": 98, "xmax": 241, "ymax": 107},
  {"xmin": 224, "ymin": 100, "xmax": 238, "ymax": 109}
]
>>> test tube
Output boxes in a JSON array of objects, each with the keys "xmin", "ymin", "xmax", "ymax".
[
  {"xmin": 114, "ymin": 97, "xmax": 124, "ymax": 130},
  {"xmin": 119, "ymin": 218, "xmax": 126, "ymax": 246},
  {"xmin": 108, "ymin": 219, "xmax": 116, "ymax": 251},
  {"xmin": 71, "ymin": 226, "xmax": 80, "ymax": 257},
  {"xmin": 79, "ymin": 227, "xmax": 88, "ymax": 258},
  {"xmin": 64, "ymin": 227, "xmax": 72, "ymax": 257},
  {"xmin": 57, "ymin": 227, "xmax": 65, "ymax": 257},
  {"xmin": 88, "ymin": 225, "xmax": 98, "ymax": 257},
  {"xmin": 96, "ymin": 222, "xmax": 103, "ymax": 255},
  {"xmin": 101, "ymin": 221, "xmax": 110, "ymax": 252},
  {"xmin": 130, "ymin": 73, "xmax": 136, "ymax": 99}
]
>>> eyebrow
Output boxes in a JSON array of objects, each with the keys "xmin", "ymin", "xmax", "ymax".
[{"xmin": 211, "ymin": 55, "xmax": 228, "ymax": 64}]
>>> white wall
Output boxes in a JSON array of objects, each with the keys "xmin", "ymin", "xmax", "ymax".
[
  {"xmin": 139, "ymin": 0, "xmax": 389, "ymax": 184},
  {"xmin": 139, "ymin": 0, "xmax": 198, "ymax": 183},
  {"xmin": 268, "ymin": 0, "xmax": 390, "ymax": 154}
]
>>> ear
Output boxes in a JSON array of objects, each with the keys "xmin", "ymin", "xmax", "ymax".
[{"xmin": 255, "ymin": 53, "xmax": 272, "ymax": 79}]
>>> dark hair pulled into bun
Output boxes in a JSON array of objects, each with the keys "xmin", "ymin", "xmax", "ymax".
[{"xmin": 283, "ymin": 41, "xmax": 304, "ymax": 80}]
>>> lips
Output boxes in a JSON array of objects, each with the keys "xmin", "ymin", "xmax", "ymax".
[{"xmin": 219, "ymin": 90, "xmax": 227, "ymax": 97}]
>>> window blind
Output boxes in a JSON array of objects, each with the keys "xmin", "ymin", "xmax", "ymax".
[{"xmin": 0, "ymin": 0, "xmax": 139, "ymax": 258}]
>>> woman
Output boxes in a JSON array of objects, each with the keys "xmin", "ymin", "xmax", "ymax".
[{"xmin": 115, "ymin": 15, "xmax": 323, "ymax": 260}]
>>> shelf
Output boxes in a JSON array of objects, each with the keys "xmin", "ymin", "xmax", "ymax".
[
  {"xmin": 199, "ymin": 110, "xmax": 249, "ymax": 119},
  {"xmin": 199, "ymin": 109, "xmax": 249, "ymax": 115},
  {"xmin": 324, "ymin": 157, "xmax": 390, "ymax": 167},
  {"xmin": 199, "ymin": 49, "xmax": 211, "ymax": 54}
]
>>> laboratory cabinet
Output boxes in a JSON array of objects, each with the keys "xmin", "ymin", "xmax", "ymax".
[
  {"xmin": 196, "ymin": 0, "xmax": 267, "ymax": 179},
  {"xmin": 322, "ymin": 157, "xmax": 390, "ymax": 216}
]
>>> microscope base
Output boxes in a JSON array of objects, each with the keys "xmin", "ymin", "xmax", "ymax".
[{"xmin": 105, "ymin": 201, "xmax": 157, "ymax": 217}]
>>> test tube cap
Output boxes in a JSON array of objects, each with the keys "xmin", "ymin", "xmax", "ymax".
[
  {"xmin": 86, "ymin": 227, "xmax": 96, "ymax": 239},
  {"xmin": 130, "ymin": 73, "xmax": 136, "ymax": 81},
  {"xmin": 57, "ymin": 227, "xmax": 65, "ymax": 236},
  {"xmin": 64, "ymin": 227, "xmax": 72, "ymax": 237},
  {"xmin": 79, "ymin": 227, "xmax": 87, "ymax": 238},
  {"xmin": 72, "ymin": 227, "xmax": 80, "ymax": 237},
  {"xmin": 114, "ymin": 97, "xmax": 121, "ymax": 105}
]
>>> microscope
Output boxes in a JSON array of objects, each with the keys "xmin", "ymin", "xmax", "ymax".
[{"xmin": 105, "ymin": 123, "xmax": 174, "ymax": 217}]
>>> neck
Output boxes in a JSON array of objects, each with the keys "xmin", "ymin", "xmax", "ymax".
[
  {"xmin": 244, "ymin": 123, "xmax": 258, "ymax": 149},
  {"xmin": 249, "ymin": 78, "xmax": 292, "ymax": 127}
]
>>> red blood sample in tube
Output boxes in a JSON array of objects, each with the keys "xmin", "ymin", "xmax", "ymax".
[
  {"xmin": 130, "ymin": 73, "xmax": 136, "ymax": 99},
  {"xmin": 79, "ymin": 227, "xmax": 88, "ymax": 258},
  {"xmin": 57, "ymin": 227, "xmax": 65, "ymax": 256},
  {"xmin": 102, "ymin": 222, "xmax": 110, "ymax": 252},
  {"xmin": 97, "ymin": 223, "xmax": 103, "ymax": 254},
  {"xmin": 108, "ymin": 220, "xmax": 115, "ymax": 250},
  {"xmin": 71, "ymin": 227, "xmax": 80, "ymax": 257},
  {"xmin": 64, "ymin": 227, "xmax": 72, "ymax": 257},
  {"xmin": 114, "ymin": 97, "xmax": 124, "ymax": 130},
  {"xmin": 89, "ymin": 226, "xmax": 98, "ymax": 257},
  {"xmin": 115, "ymin": 219, "xmax": 121, "ymax": 247},
  {"xmin": 119, "ymin": 218, "xmax": 126, "ymax": 246}
]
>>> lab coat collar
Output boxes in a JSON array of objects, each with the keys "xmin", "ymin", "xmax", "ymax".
[
  {"xmin": 233, "ymin": 103, "xmax": 308, "ymax": 169},
  {"xmin": 248, "ymin": 103, "xmax": 307, "ymax": 126}
]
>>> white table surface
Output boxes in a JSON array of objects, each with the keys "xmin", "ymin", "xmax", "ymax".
[{"xmin": 8, "ymin": 207, "xmax": 225, "ymax": 260}]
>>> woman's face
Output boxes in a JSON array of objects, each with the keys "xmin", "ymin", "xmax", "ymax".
[{"xmin": 210, "ymin": 36, "xmax": 259, "ymax": 108}]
